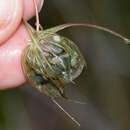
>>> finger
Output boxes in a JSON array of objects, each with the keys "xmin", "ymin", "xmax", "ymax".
[
  {"xmin": 0, "ymin": 0, "xmax": 23, "ymax": 43},
  {"xmin": 0, "ymin": 0, "xmax": 44, "ymax": 89},
  {"xmin": 0, "ymin": 0, "xmax": 44, "ymax": 44},
  {"xmin": 0, "ymin": 23, "xmax": 29, "ymax": 89}
]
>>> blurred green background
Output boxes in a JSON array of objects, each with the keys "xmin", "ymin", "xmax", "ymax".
[{"xmin": 0, "ymin": 0, "xmax": 129, "ymax": 130}]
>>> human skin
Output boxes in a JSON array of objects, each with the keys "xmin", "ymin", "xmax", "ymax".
[{"xmin": 0, "ymin": 0, "xmax": 44, "ymax": 89}]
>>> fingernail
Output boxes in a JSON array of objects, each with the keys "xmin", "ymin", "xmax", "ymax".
[{"xmin": 38, "ymin": 0, "xmax": 44, "ymax": 12}]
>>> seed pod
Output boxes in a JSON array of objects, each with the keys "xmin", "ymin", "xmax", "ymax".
[{"xmin": 22, "ymin": 23, "xmax": 86, "ymax": 99}]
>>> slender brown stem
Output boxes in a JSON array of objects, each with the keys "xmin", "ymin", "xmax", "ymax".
[
  {"xmin": 33, "ymin": 0, "xmax": 40, "ymax": 31},
  {"xmin": 46, "ymin": 23, "xmax": 130, "ymax": 44}
]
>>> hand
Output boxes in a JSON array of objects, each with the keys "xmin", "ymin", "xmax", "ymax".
[{"xmin": 0, "ymin": 0, "xmax": 44, "ymax": 89}]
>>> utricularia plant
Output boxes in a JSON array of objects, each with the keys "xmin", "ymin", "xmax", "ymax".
[{"xmin": 22, "ymin": 0, "xmax": 130, "ymax": 126}]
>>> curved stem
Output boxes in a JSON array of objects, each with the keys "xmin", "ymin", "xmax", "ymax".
[{"xmin": 46, "ymin": 23, "xmax": 130, "ymax": 44}]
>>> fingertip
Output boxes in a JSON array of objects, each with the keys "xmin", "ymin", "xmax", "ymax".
[
  {"xmin": 0, "ymin": 0, "xmax": 23, "ymax": 44},
  {"xmin": 0, "ymin": 0, "xmax": 44, "ymax": 89},
  {"xmin": 0, "ymin": 23, "xmax": 30, "ymax": 89}
]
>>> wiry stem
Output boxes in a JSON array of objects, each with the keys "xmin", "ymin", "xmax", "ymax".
[
  {"xmin": 46, "ymin": 23, "xmax": 130, "ymax": 44},
  {"xmin": 23, "ymin": 19, "xmax": 34, "ymax": 38},
  {"xmin": 52, "ymin": 98, "xmax": 80, "ymax": 126},
  {"xmin": 33, "ymin": 0, "xmax": 40, "ymax": 31},
  {"xmin": 23, "ymin": 19, "xmax": 38, "ymax": 46}
]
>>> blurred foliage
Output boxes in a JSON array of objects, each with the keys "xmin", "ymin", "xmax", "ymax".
[{"xmin": 0, "ymin": 0, "xmax": 129, "ymax": 130}]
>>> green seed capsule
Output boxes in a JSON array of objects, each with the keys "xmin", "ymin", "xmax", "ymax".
[{"xmin": 22, "ymin": 23, "xmax": 86, "ymax": 99}]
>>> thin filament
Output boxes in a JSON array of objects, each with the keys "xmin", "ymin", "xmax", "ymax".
[
  {"xmin": 33, "ymin": 0, "xmax": 40, "ymax": 31},
  {"xmin": 52, "ymin": 98, "xmax": 80, "ymax": 126},
  {"xmin": 46, "ymin": 23, "xmax": 130, "ymax": 43}
]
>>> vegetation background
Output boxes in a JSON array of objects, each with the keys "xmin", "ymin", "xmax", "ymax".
[{"xmin": 0, "ymin": 0, "xmax": 129, "ymax": 130}]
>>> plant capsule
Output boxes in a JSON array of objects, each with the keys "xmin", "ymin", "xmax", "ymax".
[{"xmin": 22, "ymin": 24, "xmax": 86, "ymax": 99}]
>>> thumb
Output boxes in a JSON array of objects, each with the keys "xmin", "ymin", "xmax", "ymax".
[{"xmin": 0, "ymin": 0, "xmax": 23, "ymax": 44}]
